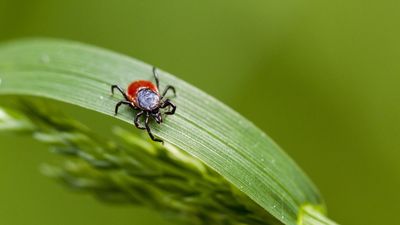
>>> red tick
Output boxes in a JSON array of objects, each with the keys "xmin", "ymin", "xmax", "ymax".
[{"xmin": 111, "ymin": 67, "xmax": 176, "ymax": 143}]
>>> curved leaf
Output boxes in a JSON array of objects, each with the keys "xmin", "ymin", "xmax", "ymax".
[{"xmin": 0, "ymin": 39, "xmax": 328, "ymax": 225}]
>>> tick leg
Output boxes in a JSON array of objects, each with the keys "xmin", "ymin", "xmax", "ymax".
[
  {"xmin": 134, "ymin": 111, "xmax": 146, "ymax": 130},
  {"xmin": 145, "ymin": 114, "xmax": 163, "ymax": 143},
  {"xmin": 152, "ymin": 67, "xmax": 176, "ymax": 99},
  {"xmin": 161, "ymin": 85, "xmax": 176, "ymax": 99},
  {"xmin": 161, "ymin": 99, "xmax": 176, "ymax": 115},
  {"xmin": 152, "ymin": 67, "xmax": 160, "ymax": 90},
  {"xmin": 111, "ymin": 85, "xmax": 130, "ymax": 101},
  {"xmin": 115, "ymin": 101, "xmax": 132, "ymax": 115}
]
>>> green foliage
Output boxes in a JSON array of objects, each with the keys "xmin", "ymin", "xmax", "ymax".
[
  {"xmin": 0, "ymin": 103, "xmax": 281, "ymax": 225},
  {"xmin": 0, "ymin": 39, "xmax": 337, "ymax": 225}
]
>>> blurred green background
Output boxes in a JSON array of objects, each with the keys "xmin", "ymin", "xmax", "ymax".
[{"xmin": 1, "ymin": 0, "xmax": 399, "ymax": 224}]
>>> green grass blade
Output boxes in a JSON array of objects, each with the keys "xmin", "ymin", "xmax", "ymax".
[
  {"xmin": 298, "ymin": 205, "xmax": 339, "ymax": 225},
  {"xmin": 0, "ymin": 39, "xmax": 333, "ymax": 225}
]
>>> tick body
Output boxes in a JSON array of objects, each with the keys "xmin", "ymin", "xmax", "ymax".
[{"xmin": 111, "ymin": 67, "xmax": 176, "ymax": 143}]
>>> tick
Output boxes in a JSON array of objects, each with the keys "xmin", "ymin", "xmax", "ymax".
[{"xmin": 111, "ymin": 67, "xmax": 176, "ymax": 143}]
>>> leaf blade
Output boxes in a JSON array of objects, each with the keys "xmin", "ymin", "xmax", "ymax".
[{"xmin": 0, "ymin": 39, "xmax": 324, "ymax": 224}]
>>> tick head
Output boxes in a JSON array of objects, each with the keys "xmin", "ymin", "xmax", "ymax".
[{"xmin": 152, "ymin": 110, "xmax": 163, "ymax": 124}]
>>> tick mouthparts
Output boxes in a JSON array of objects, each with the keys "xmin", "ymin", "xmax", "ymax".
[{"xmin": 154, "ymin": 113, "xmax": 162, "ymax": 124}]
